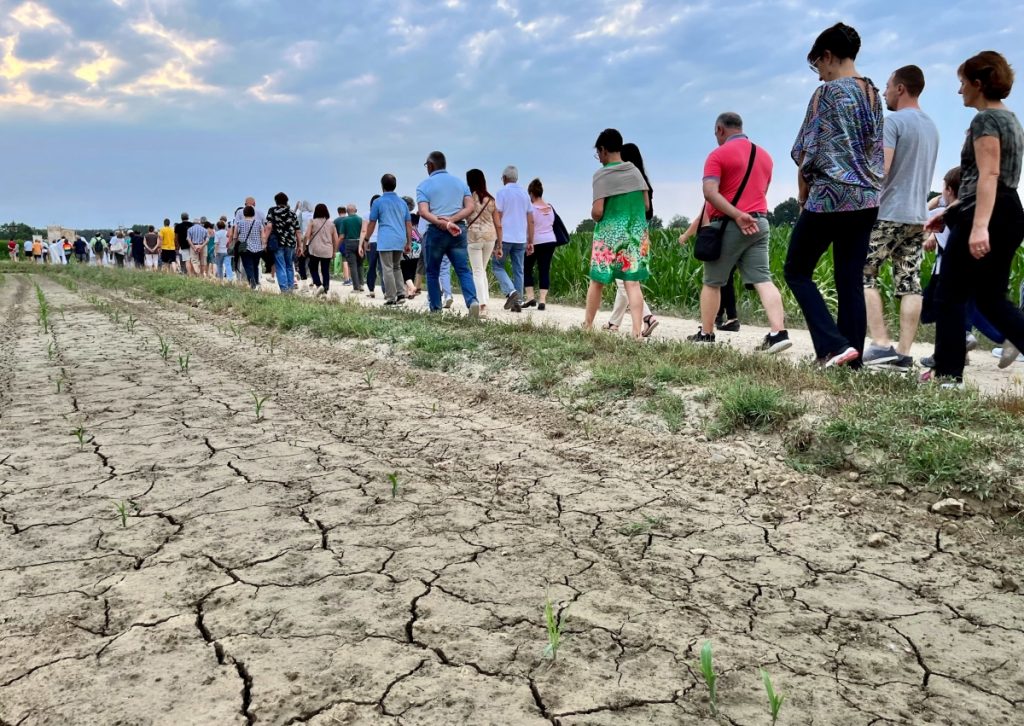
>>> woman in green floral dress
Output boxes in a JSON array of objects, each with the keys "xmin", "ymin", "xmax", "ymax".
[{"xmin": 583, "ymin": 128, "xmax": 651, "ymax": 338}]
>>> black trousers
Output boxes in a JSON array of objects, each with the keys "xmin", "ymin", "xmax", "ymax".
[
  {"xmin": 308, "ymin": 255, "xmax": 331, "ymax": 292},
  {"xmin": 524, "ymin": 243, "xmax": 556, "ymax": 290},
  {"xmin": 718, "ymin": 267, "xmax": 738, "ymax": 320},
  {"xmin": 934, "ymin": 188, "xmax": 1024, "ymax": 379},
  {"xmin": 295, "ymin": 253, "xmax": 308, "ymax": 280},
  {"xmin": 783, "ymin": 207, "xmax": 878, "ymax": 363}
]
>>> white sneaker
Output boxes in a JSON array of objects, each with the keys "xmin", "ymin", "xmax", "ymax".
[
  {"xmin": 825, "ymin": 347, "xmax": 860, "ymax": 368},
  {"xmin": 443, "ymin": 296, "xmax": 454, "ymax": 309},
  {"xmin": 468, "ymin": 301, "xmax": 480, "ymax": 320}
]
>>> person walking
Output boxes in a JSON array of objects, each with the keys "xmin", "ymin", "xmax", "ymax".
[
  {"xmin": 582, "ymin": 129, "xmax": 650, "ymax": 339},
  {"xmin": 265, "ymin": 192, "xmax": 302, "ymax": 293},
  {"xmin": 606, "ymin": 143, "xmax": 659, "ymax": 336},
  {"xmin": 175, "ymin": 213, "xmax": 195, "ymax": 275},
  {"xmin": 466, "ymin": 169, "xmax": 500, "ymax": 317},
  {"xmin": 109, "ymin": 231, "xmax": 126, "ymax": 267},
  {"xmin": 302, "ymin": 203, "xmax": 340, "ymax": 297},
  {"xmin": 340, "ymin": 204, "xmax": 365, "ymax": 292},
  {"xmin": 235, "ymin": 206, "xmax": 265, "ymax": 289},
  {"xmin": 129, "ymin": 228, "xmax": 145, "ymax": 268},
  {"xmin": 522, "ymin": 178, "xmax": 558, "ymax": 311},
  {"xmin": 784, "ymin": 22, "xmax": 884, "ymax": 368},
  {"xmin": 492, "ymin": 165, "xmax": 534, "ymax": 312},
  {"xmin": 686, "ymin": 113, "xmax": 793, "ymax": 353},
  {"xmin": 862, "ymin": 65, "xmax": 941, "ymax": 370},
  {"xmin": 363, "ymin": 196, "xmax": 386, "ymax": 298},
  {"xmin": 415, "ymin": 150, "xmax": 480, "ymax": 318},
  {"xmin": 332, "ymin": 206, "xmax": 348, "ymax": 279},
  {"xmin": 295, "ymin": 201, "xmax": 313, "ymax": 284},
  {"xmin": 365, "ymin": 174, "xmax": 414, "ymax": 305},
  {"xmin": 402, "ymin": 209, "xmax": 423, "ymax": 298},
  {"xmin": 925, "ymin": 51, "xmax": 1024, "ymax": 382},
  {"xmin": 142, "ymin": 226, "xmax": 159, "ymax": 269}
]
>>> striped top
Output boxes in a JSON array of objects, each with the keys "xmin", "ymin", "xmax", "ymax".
[
  {"xmin": 792, "ymin": 76, "xmax": 884, "ymax": 213},
  {"xmin": 187, "ymin": 223, "xmax": 207, "ymax": 246}
]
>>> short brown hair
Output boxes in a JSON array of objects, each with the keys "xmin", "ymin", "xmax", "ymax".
[
  {"xmin": 943, "ymin": 166, "xmax": 962, "ymax": 197},
  {"xmin": 959, "ymin": 51, "xmax": 1014, "ymax": 101},
  {"xmin": 892, "ymin": 65, "xmax": 925, "ymax": 97},
  {"xmin": 528, "ymin": 178, "xmax": 543, "ymax": 199}
]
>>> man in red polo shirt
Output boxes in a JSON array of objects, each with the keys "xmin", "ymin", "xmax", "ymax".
[{"xmin": 687, "ymin": 112, "xmax": 792, "ymax": 353}]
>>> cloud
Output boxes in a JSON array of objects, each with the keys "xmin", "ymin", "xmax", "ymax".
[
  {"xmin": 247, "ymin": 73, "xmax": 297, "ymax": 104},
  {"xmin": 73, "ymin": 43, "xmax": 120, "ymax": 85},
  {"xmin": 9, "ymin": 2, "xmax": 67, "ymax": 31}
]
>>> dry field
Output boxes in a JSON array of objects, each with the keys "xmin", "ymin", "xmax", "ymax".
[{"xmin": 1, "ymin": 272, "xmax": 1022, "ymax": 725}]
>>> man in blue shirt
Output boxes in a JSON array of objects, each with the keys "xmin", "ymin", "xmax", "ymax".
[
  {"xmin": 365, "ymin": 174, "xmax": 414, "ymax": 305},
  {"xmin": 415, "ymin": 151, "xmax": 480, "ymax": 318}
]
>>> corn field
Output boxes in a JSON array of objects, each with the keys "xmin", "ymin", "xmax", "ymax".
[{"xmin": 548, "ymin": 228, "xmax": 1024, "ymax": 323}]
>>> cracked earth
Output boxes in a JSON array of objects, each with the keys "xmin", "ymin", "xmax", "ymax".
[{"xmin": 1, "ymin": 274, "xmax": 1022, "ymax": 725}]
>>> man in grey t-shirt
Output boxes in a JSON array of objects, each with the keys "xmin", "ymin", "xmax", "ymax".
[{"xmin": 863, "ymin": 65, "xmax": 940, "ymax": 370}]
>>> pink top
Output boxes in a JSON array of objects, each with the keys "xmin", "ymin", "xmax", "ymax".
[
  {"xmin": 532, "ymin": 203, "xmax": 556, "ymax": 244},
  {"xmin": 702, "ymin": 135, "xmax": 773, "ymax": 220}
]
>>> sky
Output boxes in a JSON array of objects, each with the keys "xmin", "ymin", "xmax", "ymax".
[{"xmin": 0, "ymin": 0, "xmax": 1021, "ymax": 230}]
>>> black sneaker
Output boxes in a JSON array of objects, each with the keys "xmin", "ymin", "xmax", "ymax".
[
  {"xmin": 886, "ymin": 353, "xmax": 914, "ymax": 372},
  {"xmin": 920, "ymin": 354, "xmax": 936, "ymax": 368},
  {"xmin": 537, "ymin": 303, "xmax": 546, "ymax": 311},
  {"xmin": 504, "ymin": 291, "xmax": 520, "ymax": 311},
  {"xmin": 687, "ymin": 329, "xmax": 716, "ymax": 344},
  {"xmin": 757, "ymin": 330, "xmax": 792, "ymax": 354},
  {"xmin": 862, "ymin": 344, "xmax": 899, "ymax": 367},
  {"xmin": 716, "ymin": 319, "xmax": 740, "ymax": 333},
  {"xmin": 522, "ymin": 298, "xmax": 537, "ymax": 308}
]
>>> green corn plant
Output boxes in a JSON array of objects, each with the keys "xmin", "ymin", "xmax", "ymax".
[
  {"xmin": 113, "ymin": 500, "xmax": 129, "ymax": 528},
  {"xmin": 57, "ymin": 305, "xmax": 65, "ymax": 321},
  {"xmin": 363, "ymin": 369, "xmax": 376, "ymax": 390},
  {"xmin": 251, "ymin": 391, "xmax": 270, "ymax": 420},
  {"xmin": 158, "ymin": 335, "xmax": 170, "ymax": 361},
  {"xmin": 111, "ymin": 310, "xmax": 120, "ymax": 324},
  {"xmin": 543, "ymin": 598, "xmax": 568, "ymax": 661},
  {"xmin": 47, "ymin": 341, "xmax": 55, "ymax": 360},
  {"xmin": 126, "ymin": 315, "xmax": 137, "ymax": 334},
  {"xmin": 178, "ymin": 353, "xmax": 191, "ymax": 374},
  {"xmin": 387, "ymin": 472, "xmax": 400, "ymax": 499},
  {"xmin": 760, "ymin": 669, "xmax": 785, "ymax": 725},
  {"xmin": 620, "ymin": 515, "xmax": 663, "ymax": 537},
  {"xmin": 72, "ymin": 425, "xmax": 86, "ymax": 449},
  {"xmin": 698, "ymin": 641, "xmax": 719, "ymax": 716},
  {"xmin": 55, "ymin": 377, "xmax": 63, "ymax": 394},
  {"xmin": 268, "ymin": 334, "xmax": 279, "ymax": 354}
]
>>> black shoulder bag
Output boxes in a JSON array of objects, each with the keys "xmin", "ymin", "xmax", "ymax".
[{"xmin": 693, "ymin": 144, "xmax": 758, "ymax": 262}]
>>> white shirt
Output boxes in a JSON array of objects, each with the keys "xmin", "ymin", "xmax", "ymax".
[{"xmin": 495, "ymin": 183, "xmax": 533, "ymax": 244}]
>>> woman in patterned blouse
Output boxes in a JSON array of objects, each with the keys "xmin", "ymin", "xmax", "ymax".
[{"xmin": 784, "ymin": 23, "xmax": 884, "ymax": 368}]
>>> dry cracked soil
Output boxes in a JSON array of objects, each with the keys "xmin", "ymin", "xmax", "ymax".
[{"xmin": 1, "ymin": 273, "xmax": 1023, "ymax": 726}]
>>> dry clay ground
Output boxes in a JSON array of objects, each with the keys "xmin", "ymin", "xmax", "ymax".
[{"xmin": 1, "ymin": 273, "xmax": 1023, "ymax": 726}]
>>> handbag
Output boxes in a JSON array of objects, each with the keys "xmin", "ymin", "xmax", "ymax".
[
  {"xmin": 552, "ymin": 207, "xmax": 571, "ymax": 247},
  {"xmin": 693, "ymin": 143, "xmax": 758, "ymax": 262}
]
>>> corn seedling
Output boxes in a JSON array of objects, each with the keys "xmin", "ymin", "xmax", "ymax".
[
  {"xmin": 363, "ymin": 369, "xmax": 376, "ymax": 390},
  {"xmin": 126, "ymin": 315, "xmax": 137, "ymax": 334},
  {"xmin": 698, "ymin": 641, "xmax": 719, "ymax": 716},
  {"xmin": 543, "ymin": 597, "xmax": 568, "ymax": 661},
  {"xmin": 47, "ymin": 341, "xmax": 55, "ymax": 360},
  {"xmin": 158, "ymin": 335, "xmax": 170, "ymax": 361},
  {"xmin": 760, "ymin": 669, "xmax": 785, "ymax": 725},
  {"xmin": 55, "ymin": 377, "xmax": 63, "ymax": 393},
  {"xmin": 113, "ymin": 500, "xmax": 129, "ymax": 528},
  {"xmin": 251, "ymin": 391, "xmax": 270, "ymax": 420},
  {"xmin": 620, "ymin": 514, "xmax": 664, "ymax": 537},
  {"xmin": 72, "ymin": 425, "xmax": 86, "ymax": 449},
  {"xmin": 57, "ymin": 305, "xmax": 65, "ymax": 321},
  {"xmin": 268, "ymin": 335, "xmax": 279, "ymax": 354},
  {"xmin": 111, "ymin": 310, "xmax": 120, "ymax": 324},
  {"xmin": 178, "ymin": 353, "xmax": 191, "ymax": 374},
  {"xmin": 387, "ymin": 472, "xmax": 400, "ymax": 499}
]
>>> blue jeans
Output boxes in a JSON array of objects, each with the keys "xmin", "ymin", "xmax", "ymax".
[
  {"xmin": 241, "ymin": 250, "xmax": 262, "ymax": 289},
  {"xmin": 491, "ymin": 242, "xmax": 525, "ymax": 298},
  {"xmin": 439, "ymin": 256, "xmax": 452, "ymax": 298},
  {"xmin": 424, "ymin": 225, "xmax": 477, "ymax": 311},
  {"xmin": 274, "ymin": 247, "xmax": 296, "ymax": 291}
]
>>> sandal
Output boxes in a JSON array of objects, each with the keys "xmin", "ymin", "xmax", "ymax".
[
  {"xmin": 642, "ymin": 315, "xmax": 659, "ymax": 338},
  {"xmin": 603, "ymin": 322, "xmax": 619, "ymax": 332}
]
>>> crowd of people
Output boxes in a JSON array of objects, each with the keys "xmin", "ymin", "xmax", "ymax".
[{"xmin": 8, "ymin": 24, "xmax": 1023, "ymax": 382}]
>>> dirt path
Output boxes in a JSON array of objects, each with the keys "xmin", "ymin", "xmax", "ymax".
[
  {"xmin": 302, "ymin": 278, "xmax": 1024, "ymax": 398},
  {"xmin": 1, "ymin": 273, "xmax": 1023, "ymax": 725}
]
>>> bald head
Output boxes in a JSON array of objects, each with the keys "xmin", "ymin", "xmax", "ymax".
[
  {"xmin": 347, "ymin": 204, "xmax": 357, "ymax": 214},
  {"xmin": 244, "ymin": 197, "xmax": 256, "ymax": 207}
]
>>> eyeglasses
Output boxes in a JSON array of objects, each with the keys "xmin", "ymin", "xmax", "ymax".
[
  {"xmin": 594, "ymin": 151, "xmax": 601, "ymax": 160},
  {"xmin": 808, "ymin": 57, "xmax": 821, "ymax": 74}
]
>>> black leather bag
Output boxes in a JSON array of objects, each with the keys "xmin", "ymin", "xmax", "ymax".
[{"xmin": 693, "ymin": 144, "xmax": 758, "ymax": 262}]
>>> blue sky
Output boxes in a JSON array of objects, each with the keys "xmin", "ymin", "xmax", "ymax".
[{"xmin": 0, "ymin": 0, "xmax": 1021, "ymax": 229}]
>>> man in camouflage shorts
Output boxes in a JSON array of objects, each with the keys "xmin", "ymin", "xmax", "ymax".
[{"xmin": 863, "ymin": 65, "xmax": 939, "ymax": 370}]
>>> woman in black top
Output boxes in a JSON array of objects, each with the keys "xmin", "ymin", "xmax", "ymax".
[{"xmin": 926, "ymin": 51, "xmax": 1024, "ymax": 382}]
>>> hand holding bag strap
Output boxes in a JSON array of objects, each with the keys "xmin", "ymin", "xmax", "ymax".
[{"xmin": 728, "ymin": 143, "xmax": 758, "ymax": 214}]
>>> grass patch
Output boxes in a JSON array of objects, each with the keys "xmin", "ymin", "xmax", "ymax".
[
  {"xmin": 16, "ymin": 262, "xmax": 1024, "ymax": 507},
  {"xmin": 709, "ymin": 378, "xmax": 803, "ymax": 438}
]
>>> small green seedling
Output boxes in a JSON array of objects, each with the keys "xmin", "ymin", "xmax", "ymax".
[
  {"xmin": 268, "ymin": 335, "xmax": 279, "ymax": 354},
  {"xmin": 543, "ymin": 598, "xmax": 567, "ymax": 661},
  {"xmin": 111, "ymin": 310, "xmax": 120, "ymax": 324},
  {"xmin": 55, "ymin": 377, "xmax": 63, "ymax": 394},
  {"xmin": 126, "ymin": 315, "xmax": 137, "ymax": 334},
  {"xmin": 699, "ymin": 640, "xmax": 719, "ymax": 716},
  {"xmin": 387, "ymin": 472, "xmax": 400, "ymax": 499},
  {"xmin": 619, "ymin": 515, "xmax": 664, "ymax": 537},
  {"xmin": 178, "ymin": 353, "xmax": 191, "ymax": 374},
  {"xmin": 158, "ymin": 336, "xmax": 170, "ymax": 361},
  {"xmin": 251, "ymin": 391, "xmax": 270, "ymax": 420},
  {"xmin": 113, "ymin": 500, "xmax": 129, "ymax": 528},
  {"xmin": 760, "ymin": 669, "xmax": 785, "ymax": 725},
  {"xmin": 47, "ymin": 342, "xmax": 55, "ymax": 360},
  {"xmin": 363, "ymin": 370, "xmax": 376, "ymax": 390},
  {"xmin": 57, "ymin": 305, "xmax": 66, "ymax": 321},
  {"xmin": 72, "ymin": 426, "xmax": 86, "ymax": 449}
]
